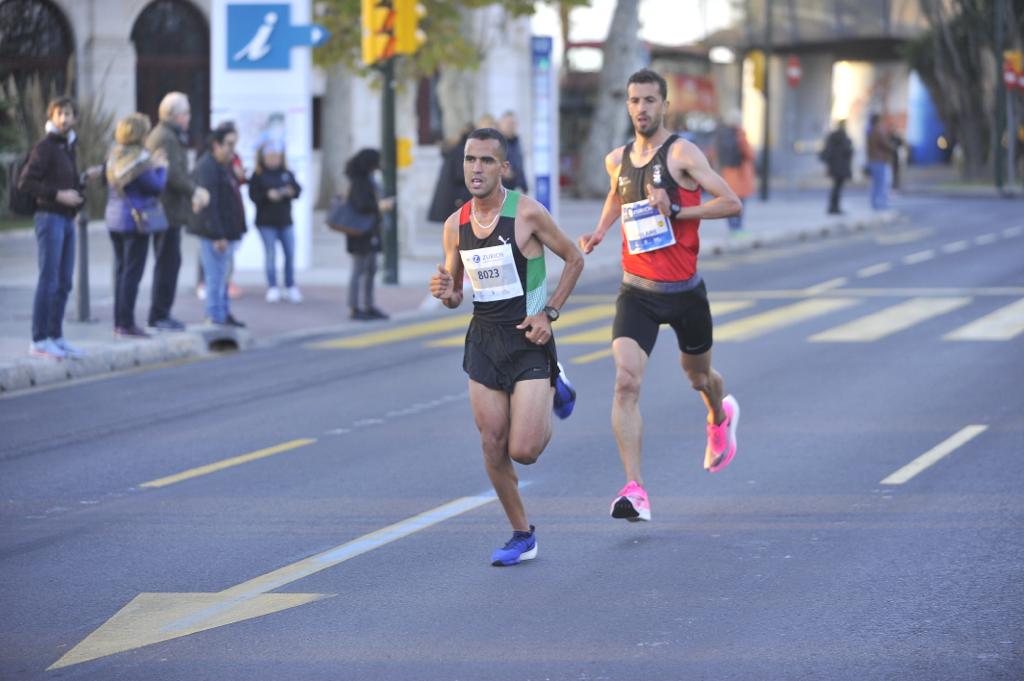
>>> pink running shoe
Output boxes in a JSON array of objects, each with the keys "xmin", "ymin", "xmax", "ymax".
[
  {"xmin": 610, "ymin": 480, "xmax": 651, "ymax": 522},
  {"xmin": 705, "ymin": 394, "xmax": 740, "ymax": 473}
]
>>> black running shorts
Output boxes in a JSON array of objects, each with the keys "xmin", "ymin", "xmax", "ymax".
[
  {"xmin": 612, "ymin": 280, "xmax": 713, "ymax": 357},
  {"xmin": 463, "ymin": 317, "xmax": 558, "ymax": 393}
]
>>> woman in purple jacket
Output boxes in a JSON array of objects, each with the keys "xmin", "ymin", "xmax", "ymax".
[{"xmin": 104, "ymin": 113, "xmax": 168, "ymax": 338}]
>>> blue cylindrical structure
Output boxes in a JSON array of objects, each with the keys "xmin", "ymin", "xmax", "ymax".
[{"xmin": 907, "ymin": 70, "xmax": 947, "ymax": 165}]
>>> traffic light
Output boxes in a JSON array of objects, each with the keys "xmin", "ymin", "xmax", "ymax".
[
  {"xmin": 361, "ymin": 0, "xmax": 395, "ymax": 65},
  {"xmin": 393, "ymin": 0, "xmax": 426, "ymax": 55},
  {"xmin": 748, "ymin": 50, "xmax": 766, "ymax": 92}
]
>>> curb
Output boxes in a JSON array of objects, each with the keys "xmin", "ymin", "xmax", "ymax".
[{"xmin": 0, "ymin": 327, "xmax": 252, "ymax": 395}]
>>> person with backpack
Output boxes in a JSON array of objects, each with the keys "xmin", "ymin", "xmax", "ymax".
[
  {"xmin": 17, "ymin": 96, "xmax": 99, "ymax": 359},
  {"xmin": 713, "ymin": 109, "xmax": 755, "ymax": 233}
]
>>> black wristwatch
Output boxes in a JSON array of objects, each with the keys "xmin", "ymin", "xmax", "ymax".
[{"xmin": 543, "ymin": 305, "xmax": 560, "ymax": 322}]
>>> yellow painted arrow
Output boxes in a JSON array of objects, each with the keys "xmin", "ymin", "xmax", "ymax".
[{"xmin": 50, "ymin": 492, "xmax": 499, "ymax": 670}]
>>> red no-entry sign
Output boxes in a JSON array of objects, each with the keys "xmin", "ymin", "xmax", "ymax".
[{"xmin": 786, "ymin": 55, "xmax": 802, "ymax": 89}]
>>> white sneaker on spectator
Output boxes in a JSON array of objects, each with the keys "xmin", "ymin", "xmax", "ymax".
[
  {"xmin": 53, "ymin": 337, "xmax": 85, "ymax": 358},
  {"xmin": 286, "ymin": 286, "xmax": 303, "ymax": 303},
  {"xmin": 266, "ymin": 286, "xmax": 281, "ymax": 303},
  {"xmin": 196, "ymin": 283, "xmax": 207, "ymax": 300},
  {"xmin": 29, "ymin": 339, "xmax": 66, "ymax": 360}
]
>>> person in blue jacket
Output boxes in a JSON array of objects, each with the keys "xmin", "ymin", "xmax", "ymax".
[
  {"xmin": 248, "ymin": 140, "xmax": 302, "ymax": 303},
  {"xmin": 104, "ymin": 113, "xmax": 168, "ymax": 338}
]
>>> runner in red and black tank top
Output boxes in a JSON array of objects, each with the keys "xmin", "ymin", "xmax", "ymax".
[{"xmin": 617, "ymin": 133, "xmax": 703, "ymax": 281}]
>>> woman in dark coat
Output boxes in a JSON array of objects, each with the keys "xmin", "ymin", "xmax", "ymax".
[
  {"xmin": 345, "ymin": 148, "xmax": 393, "ymax": 320},
  {"xmin": 820, "ymin": 119, "xmax": 853, "ymax": 215}
]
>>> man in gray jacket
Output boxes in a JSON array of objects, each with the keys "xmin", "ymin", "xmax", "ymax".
[{"xmin": 144, "ymin": 92, "xmax": 208, "ymax": 330}]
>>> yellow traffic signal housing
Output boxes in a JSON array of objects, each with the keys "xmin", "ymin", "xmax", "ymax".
[
  {"xmin": 748, "ymin": 50, "xmax": 766, "ymax": 92},
  {"xmin": 393, "ymin": 0, "xmax": 426, "ymax": 55},
  {"xmin": 362, "ymin": 0, "xmax": 395, "ymax": 65}
]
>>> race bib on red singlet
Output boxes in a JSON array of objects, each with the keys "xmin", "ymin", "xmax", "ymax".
[{"xmin": 621, "ymin": 199, "xmax": 676, "ymax": 255}]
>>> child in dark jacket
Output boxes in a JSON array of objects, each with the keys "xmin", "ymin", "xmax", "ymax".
[{"xmin": 248, "ymin": 142, "xmax": 302, "ymax": 303}]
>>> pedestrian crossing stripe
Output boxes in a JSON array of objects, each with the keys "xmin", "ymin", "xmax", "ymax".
[
  {"xmin": 715, "ymin": 298, "xmax": 861, "ymax": 341},
  {"xmin": 943, "ymin": 298, "xmax": 1024, "ymax": 340},
  {"xmin": 308, "ymin": 314, "xmax": 473, "ymax": 349},
  {"xmin": 809, "ymin": 297, "xmax": 970, "ymax": 342},
  {"xmin": 307, "ymin": 291, "xmax": 1024, "ymax": 351}
]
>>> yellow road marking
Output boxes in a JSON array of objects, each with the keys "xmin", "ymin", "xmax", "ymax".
[
  {"xmin": 716, "ymin": 298, "xmax": 860, "ymax": 341},
  {"xmin": 881, "ymin": 425, "xmax": 988, "ymax": 485},
  {"xmin": 809, "ymin": 297, "xmax": 970, "ymax": 342},
  {"xmin": 307, "ymin": 315, "xmax": 472, "ymax": 349},
  {"xmin": 944, "ymin": 298, "xmax": 1024, "ymax": 340},
  {"xmin": 49, "ymin": 492, "xmax": 499, "ymax": 670},
  {"xmin": 571, "ymin": 348, "xmax": 614, "ymax": 364},
  {"xmin": 140, "ymin": 438, "xmax": 317, "ymax": 489},
  {"xmin": 426, "ymin": 303, "xmax": 616, "ymax": 347}
]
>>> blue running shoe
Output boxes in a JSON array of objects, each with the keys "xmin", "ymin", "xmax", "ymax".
[
  {"xmin": 553, "ymin": 361, "xmax": 576, "ymax": 420},
  {"xmin": 491, "ymin": 525, "xmax": 537, "ymax": 566}
]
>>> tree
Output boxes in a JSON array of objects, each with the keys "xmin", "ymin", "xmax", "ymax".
[
  {"xmin": 907, "ymin": 0, "xmax": 1024, "ymax": 180},
  {"xmin": 313, "ymin": 0, "xmax": 588, "ymax": 205},
  {"xmin": 577, "ymin": 0, "xmax": 643, "ymax": 197}
]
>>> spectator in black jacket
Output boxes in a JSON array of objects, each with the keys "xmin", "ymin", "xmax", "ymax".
[
  {"xmin": 345, "ymin": 148, "xmax": 393, "ymax": 320},
  {"xmin": 188, "ymin": 124, "xmax": 246, "ymax": 327},
  {"xmin": 248, "ymin": 141, "xmax": 302, "ymax": 303},
  {"xmin": 820, "ymin": 119, "xmax": 853, "ymax": 215},
  {"xmin": 18, "ymin": 96, "xmax": 99, "ymax": 359},
  {"xmin": 499, "ymin": 111, "xmax": 528, "ymax": 193}
]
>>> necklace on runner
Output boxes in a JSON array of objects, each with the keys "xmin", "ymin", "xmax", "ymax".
[{"xmin": 471, "ymin": 187, "xmax": 507, "ymax": 231}]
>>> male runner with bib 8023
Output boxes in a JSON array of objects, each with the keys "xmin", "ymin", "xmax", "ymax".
[
  {"xmin": 429, "ymin": 128, "xmax": 584, "ymax": 566},
  {"xmin": 578, "ymin": 69, "xmax": 743, "ymax": 523}
]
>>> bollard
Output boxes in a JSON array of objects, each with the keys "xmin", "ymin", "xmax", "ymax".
[{"xmin": 74, "ymin": 210, "xmax": 90, "ymax": 322}]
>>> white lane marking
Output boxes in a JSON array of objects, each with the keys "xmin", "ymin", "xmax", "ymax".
[
  {"xmin": 856, "ymin": 262, "xmax": 892, "ymax": 278},
  {"xmin": 803, "ymin": 277, "xmax": 848, "ymax": 295},
  {"xmin": 941, "ymin": 240, "xmax": 969, "ymax": 254},
  {"xmin": 944, "ymin": 298, "xmax": 1024, "ymax": 340},
  {"xmin": 1002, "ymin": 226, "xmax": 1023, "ymax": 238},
  {"xmin": 974, "ymin": 233, "xmax": 998, "ymax": 245},
  {"xmin": 881, "ymin": 425, "xmax": 989, "ymax": 485},
  {"xmin": 902, "ymin": 249, "xmax": 936, "ymax": 265}
]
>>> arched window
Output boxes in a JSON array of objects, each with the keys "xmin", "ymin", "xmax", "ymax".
[
  {"xmin": 0, "ymin": 0, "xmax": 73, "ymax": 94},
  {"xmin": 131, "ymin": 0, "xmax": 209, "ymax": 147}
]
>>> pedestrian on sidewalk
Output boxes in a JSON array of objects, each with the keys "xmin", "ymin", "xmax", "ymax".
[
  {"xmin": 343, "ymin": 148, "xmax": 392, "ymax": 320},
  {"xmin": 819, "ymin": 119, "xmax": 853, "ymax": 214},
  {"xmin": 429, "ymin": 127, "xmax": 583, "ymax": 566},
  {"xmin": 18, "ymin": 96, "xmax": 99, "ymax": 359},
  {"xmin": 189, "ymin": 123, "xmax": 246, "ymax": 327},
  {"xmin": 498, "ymin": 110, "xmax": 528, "ymax": 193},
  {"xmin": 105, "ymin": 113, "xmax": 169, "ymax": 338},
  {"xmin": 867, "ymin": 113, "xmax": 896, "ymax": 210},
  {"xmin": 427, "ymin": 124, "xmax": 472, "ymax": 224},
  {"xmin": 578, "ymin": 68, "xmax": 742, "ymax": 523},
  {"xmin": 145, "ymin": 92, "xmax": 207, "ymax": 331},
  {"xmin": 249, "ymin": 140, "xmax": 302, "ymax": 303},
  {"xmin": 712, "ymin": 109, "xmax": 755, "ymax": 233}
]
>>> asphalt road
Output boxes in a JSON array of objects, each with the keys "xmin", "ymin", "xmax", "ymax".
[{"xmin": 1, "ymin": 194, "xmax": 1022, "ymax": 680}]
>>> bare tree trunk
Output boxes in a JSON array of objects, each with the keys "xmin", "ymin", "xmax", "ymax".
[
  {"xmin": 317, "ymin": 62, "xmax": 354, "ymax": 207},
  {"xmin": 577, "ymin": 0, "xmax": 643, "ymax": 197}
]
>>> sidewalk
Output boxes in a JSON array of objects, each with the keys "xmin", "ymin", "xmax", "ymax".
[{"xmin": 0, "ymin": 189, "xmax": 899, "ymax": 393}]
